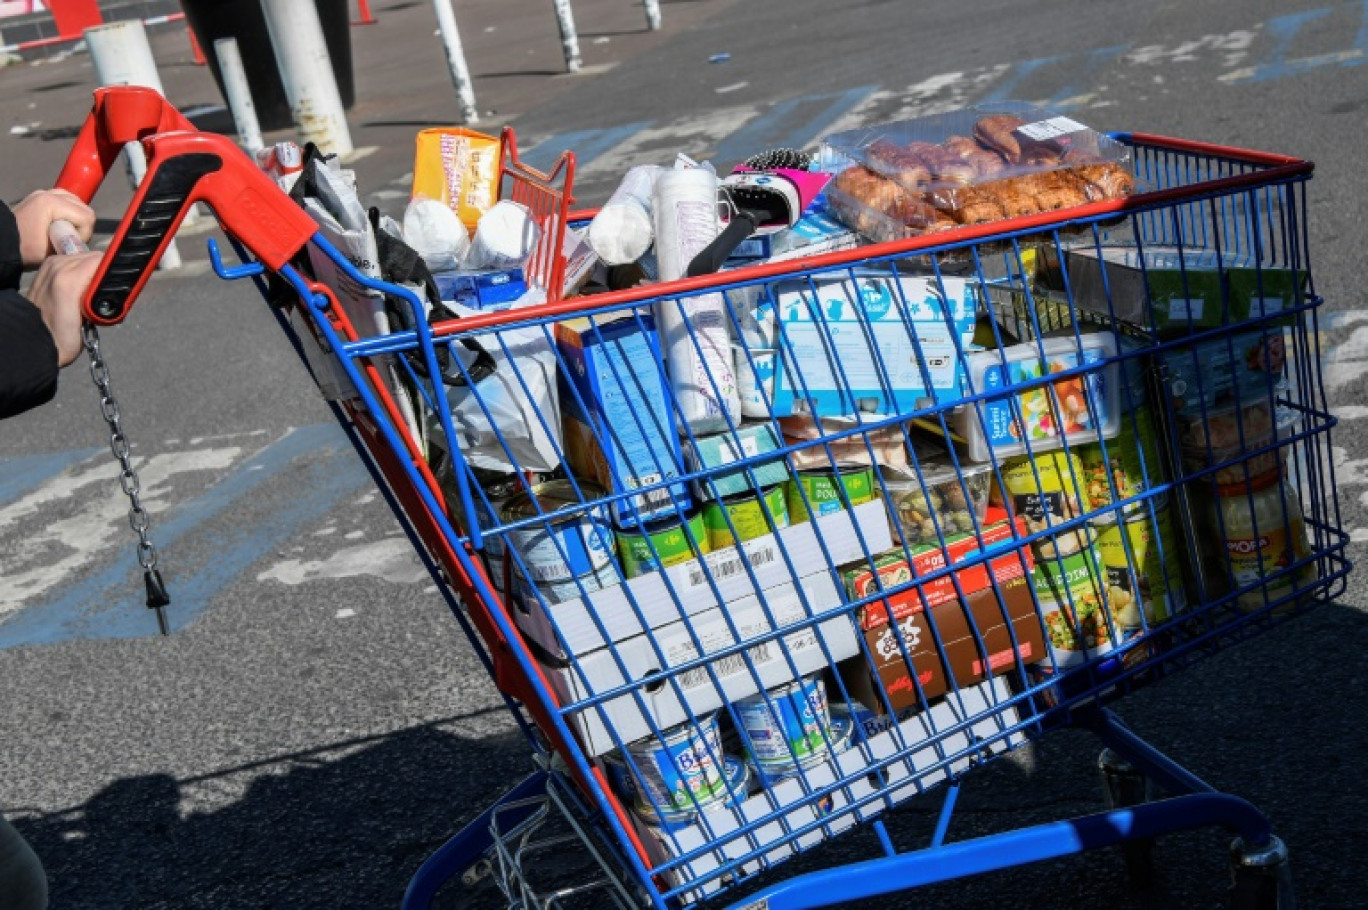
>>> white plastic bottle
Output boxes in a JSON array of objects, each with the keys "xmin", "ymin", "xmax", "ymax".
[
  {"xmin": 651, "ymin": 166, "xmax": 740, "ymax": 434},
  {"xmin": 587, "ymin": 164, "xmax": 662, "ymax": 265}
]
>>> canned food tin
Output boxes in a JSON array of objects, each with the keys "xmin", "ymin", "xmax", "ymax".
[
  {"xmin": 470, "ymin": 469, "xmax": 555, "ymax": 591},
  {"xmin": 734, "ymin": 675, "xmax": 832, "ymax": 769},
  {"xmin": 1093, "ymin": 505, "xmax": 1187, "ymax": 629},
  {"xmin": 514, "ymin": 560, "xmax": 620, "ymax": 607},
  {"xmin": 617, "ymin": 511, "xmax": 710, "ymax": 578},
  {"xmin": 748, "ymin": 706, "xmax": 856, "ymax": 790},
  {"xmin": 999, "ymin": 452, "xmax": 1092, "ymax": 559},
  {"xmin": 622, "ymin": 715, "xmax": 728, "ymax": 817},
  {"xmin": 1031, "ymin": 545, "xmax": 1115, "ymax": 668},
  {"xmin": 501, "ymin": 480, "xmax": 615, "ymax": 583},
  {"xmin": 702, "ymin": 485, "xmax": 789, "ymax": 550},
  {"xmin": 785, "ymin": 463, "xmax": 875, "ymax": 523},
  {"xmin": 630, "ymin": 755, "xmax": 752, "ymax": 831},
  {"xmin": 1076, "ymin": 405, "xmax": 1168, "ymax": 514}
]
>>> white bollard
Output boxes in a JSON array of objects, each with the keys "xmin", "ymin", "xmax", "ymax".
[
  {"xmin": 213, "ymin": 37, "xmax": 264, "ymax": 156},
  {"xmin": 83, "ymin": 20, "xmax": 184, "ymax": 270},
  {"xmin": 551, "ymin": 0, "xmax": 582, "ymax": 73},
  {"xmin": 259, "ymin": 0, "xmax": 354, "ymax": 157},
  {"xmin": 433, "ymin": 0, "xmax": 478, "ymax": 123},
  {"xmin": 643, "ymin": 0, "xmax": 661, "ymax": 31}
]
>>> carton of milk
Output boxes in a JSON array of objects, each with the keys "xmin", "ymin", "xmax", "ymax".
[
  {"xmin": 736, "ymin": 270, "xmax": 976, "ymax": 418},
  {"xmin": 557, "ymin": 315, "xmax": 691, "ymax": 526}
]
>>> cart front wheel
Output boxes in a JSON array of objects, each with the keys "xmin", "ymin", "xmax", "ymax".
[
  {"xmin": 1097, "ymin": 748, "xmax": 1156, "ymax": 890},
  {"xmin": 1228, "ymin": 835, "xmax": 1295, "ymax": 910}
]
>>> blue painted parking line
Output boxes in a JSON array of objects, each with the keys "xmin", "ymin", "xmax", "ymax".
[
  {"xmin": 0, "ymin": 424, "xmax": 369, "ymax": 648},
  {"xmin": 522, "ymin": 121, "xmax": 652, "ymax": 174},
  {"xmin": 710, "ymin": 86, "xmax": 879, "ymax": 168},
  {"xmin": 0, "ymin": 447, "xmax": 102, "ymax": 505}
]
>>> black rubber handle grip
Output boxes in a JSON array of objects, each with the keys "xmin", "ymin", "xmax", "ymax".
[
  {"xmin": 89, "ymin": 152, "xmax": 223, "ymax": 321},
  {"xmin": 686, "ymin": 211, "xmax": 759, "ymax": 278}
]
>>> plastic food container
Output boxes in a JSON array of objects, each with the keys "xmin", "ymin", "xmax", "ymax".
[
  {"xmin": 818, "ymin": 103, "xmax": 1134, "ymax": 242},
  {"xmin": 956, "ymin": 333, "xmax": 1121, "ymax": 462},
  {"xmin": 1178, "ymin": 398, "xmax": 1283, "ymax": 486},
  {"xmin": 880, "ymin": 459, "xmax": 992, "ymax": 547}
]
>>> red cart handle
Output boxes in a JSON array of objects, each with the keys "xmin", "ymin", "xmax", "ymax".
[{"xmin": 55, "ymin": 86, "xmax": 319, "ymax": 325}]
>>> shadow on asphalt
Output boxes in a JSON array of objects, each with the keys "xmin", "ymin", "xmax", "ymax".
[
  {"xmin": 16, "ymin": 724, "xmax": 530, "ymax": 909},
  {"xmin": 13, "ymin": 602, "xmax": 1366, "ymax": 909}
]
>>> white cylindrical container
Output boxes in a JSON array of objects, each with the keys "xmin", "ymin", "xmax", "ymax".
[
  {"xmin": 468, "ymin": 201, "xmax": 539, "ymax": 270},
  {"xmin": 652, "ymin": 167, "xmax": 739, "ymax": 434},
  {"xmin": 587, "ymin": 164, "xmax": 662, "ymax": 265},
  {"xmin": 214, "ymin": 37, "xmax": 264, "ymax": 155},
  {"xmin": 260, "ymin": 0, "xmax": 354, "ymax": 157}
]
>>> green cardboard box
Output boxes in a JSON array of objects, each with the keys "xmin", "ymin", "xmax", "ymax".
[{"xmin": 1065, "ymin": 245, "xmax": 1306, "ymax": 333}]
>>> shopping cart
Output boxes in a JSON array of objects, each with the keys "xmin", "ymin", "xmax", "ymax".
[{"xmin": 55, "ymin": 86, "xmax": 1347, "ymax": 910}]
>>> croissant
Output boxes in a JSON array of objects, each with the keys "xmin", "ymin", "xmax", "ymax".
[
  {"xmin": 973, "ymin": 115, "xmax": 1027, "ymax": 164},
  {"xmin": 1033, "ymin": 185, "xmax": 1089, "ymax": 211},
  {"xmin": 1071, "ymin": 162, "xmax": 1135, "ymax": 200},
  {"xmin": 941, "ymin": 135, "xmax": 981, "ymax": 159},
  {"xmin": 889, "ymin": 195, "xmax": 942, "ymax": 230},
  {"xmin": 952, "ymin": 198, "xmax": 1007, "ymax": 225},
  {"xmin": 964, "ymin": 148, "xmax": 1007, "ymax": 178}
]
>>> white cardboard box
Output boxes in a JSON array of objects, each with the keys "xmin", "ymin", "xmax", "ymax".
[
  {"xmin": 516, "ymin": 499, "xmax": 891, "ymax": 659},
  {"xmin": 630, "ymin": 677, "xmax": 1023, "ymax": 904},
  {"xmin": 546, "ymin": 571, "xmax": 861, "ymax": 756}
]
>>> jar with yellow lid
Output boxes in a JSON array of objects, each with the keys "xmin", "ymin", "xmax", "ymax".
[{"xmin": 1211, "ymin": 470, "xmax": 1315, "ymax": 614}]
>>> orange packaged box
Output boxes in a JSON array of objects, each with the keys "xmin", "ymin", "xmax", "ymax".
[{"xmin": 843, "ymin": 506, "xmax": 1035, "ymax": 630}]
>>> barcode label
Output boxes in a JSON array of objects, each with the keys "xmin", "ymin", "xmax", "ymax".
[
  {"xmin": 627, "ymin": 473, "xmax": 672, "ymax": 509},
  {"xmin": 677, "ymin": 640, "xmax": 774, "ymax": 690},
  {"xmin": 687, "ymin": 545, "xmax": 776, "ymax": 587},
  {"xmin": 1017, "ymin": 116, "xmax": 1088, "ymax": 141}
]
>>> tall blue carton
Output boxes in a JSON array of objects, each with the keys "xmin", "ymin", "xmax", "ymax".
[{"xmin": 557, "ymin": 315, "xmax": 691, "ymax": 527}]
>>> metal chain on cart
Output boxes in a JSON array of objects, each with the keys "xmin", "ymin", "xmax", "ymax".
[
  {"xmin": 82, "ymin": 323, "xmax": 170, "ymax": 635},
  {"xmin": 52, "ymin": 219, "xmax": 171, "ymax": 635}
]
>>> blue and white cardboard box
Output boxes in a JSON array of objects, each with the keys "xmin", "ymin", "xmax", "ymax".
[
  {"xmin": 557, "ymin": 314, "xmax": 690, "ymax": 526},
  {"xmin": 738, "ymin": 271, "xmax": 977, "ymax": 418}
]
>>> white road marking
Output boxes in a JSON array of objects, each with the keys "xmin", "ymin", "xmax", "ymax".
[
  {"xmin": 257, "ymin": 538, "xmax": 426, "ymax": 586},
  {"xmin": 715, "ymin": 82, "xmax": 749, "ymax": 94},
  {"xmin": 336, "ymin": 608, "xmax": 356, "ymax": 618},
  {"xmin": 1350, "ymin": 528, "xmax": 1368, "ymax": 543},
  {"xmin": 1322, "ymin": 326, "xmax": 1368, "ymax": 391},
  {"xmin": 1334, "ymin": 405, "xmax": 1368, "ymax": 420},
  {"xmin": 0, "ymin": 447, "xmax": 241, "ymax": 614},
  {"xmin": 584, "ymin": 103, "xmax": 762, "ymax": 178},
  {"xmin": 1128, "ymin": 29, "xmax": 1259, "ymax": 68}
]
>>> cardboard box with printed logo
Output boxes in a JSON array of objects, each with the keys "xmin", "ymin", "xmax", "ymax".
[{"xmin": 840, "ymin": 571, "xmax": 1046, "ymax": 714}]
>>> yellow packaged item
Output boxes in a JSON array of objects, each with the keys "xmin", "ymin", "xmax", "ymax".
[{"xmin": 412, "ymin": 127, "xmax": 503, "ymax": 232}]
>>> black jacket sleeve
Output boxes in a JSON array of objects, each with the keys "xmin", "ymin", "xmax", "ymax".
[
  {"xmin": 0, "ymin": 201, "xmax": 22, "ymax": 290},
  {"xmin": 0, "ymin": 201, "xmax": 60, "ymax": 419}
]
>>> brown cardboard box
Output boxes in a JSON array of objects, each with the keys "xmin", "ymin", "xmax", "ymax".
[{"xmin": 840, "ymin": 574, "xmax": 1045, "ymax": 714}]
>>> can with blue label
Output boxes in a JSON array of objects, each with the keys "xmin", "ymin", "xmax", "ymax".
[
  {"xmin": 622, "ymin": 715, "xmax": 728, "ymax": 818},
  {"xmin": 501, "ymin": 480, "xmax": 615, "ymax": 583},
  {"xmin": 734, "ymin": 675, "xmax": 833, "ymax": 771},
  {"xmin": 747, "ymin": 705, "xmax": 856, "ymax": 790},
  {"xmin": 624, "ymin": 755, "xmax": 752, "ymax": 831}
]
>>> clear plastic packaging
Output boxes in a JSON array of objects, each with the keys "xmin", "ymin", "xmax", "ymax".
[
  {"xmin": 880, "ymin": 458, "xmax": 992, "ymax": 547},
  {"xmin": 818, "ymin": 103, "xmax": 1134, "ymax": 243},
  {"xmin": 957, "ymin": 333, "xmax": 1121, "ymax": 462}
]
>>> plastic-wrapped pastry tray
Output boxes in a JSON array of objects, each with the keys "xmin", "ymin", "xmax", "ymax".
[{"xmin": 818, "ymin": 102, "xmax": 1134, "ymax": 242}]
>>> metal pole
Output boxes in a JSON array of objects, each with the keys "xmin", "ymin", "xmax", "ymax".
[
  {"xmin": 550, "ymin": 0, "xmax": 581, "ymax": 73},
  {"xmin": 259, "ymin": 0, "xmax": 354, "ymax": 157},
  {"xmin": 83, "ymin": 20, "xmax": 183, "ymax": 270},
  {"xmin": 214, "ymin": 38, "xmax": 264, "ymax": 155},
  {"xmin": 643, "ymin": 0, "xmax": 661, "ymax": 31},
  {"xmin": 432, "ymin": 0, "xmax": 478, "ymax": 124}
]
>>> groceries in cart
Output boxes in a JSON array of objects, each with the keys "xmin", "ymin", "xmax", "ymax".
[{"xmin": 242, "ymin": 98, "xmax": 1333, "ymax": 905}]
